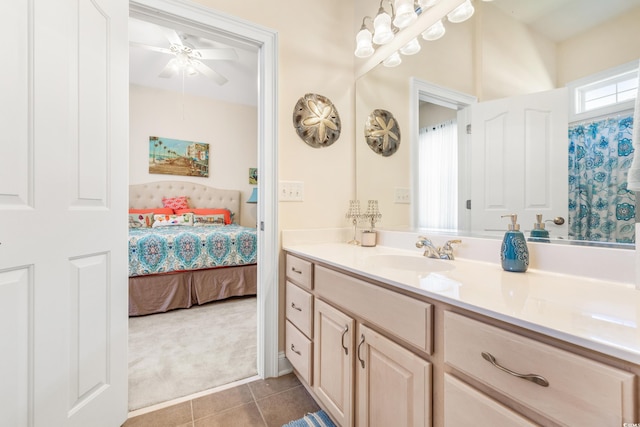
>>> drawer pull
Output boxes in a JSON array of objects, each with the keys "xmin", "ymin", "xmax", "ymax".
[
  {"xmin": 290, "ymin": 302, "xmax": 302, "ymax": 312},
  {"xmin": 357, "ymin": 334, "xmax": 366, "ymax": 368},
  {"xmin": 481, "ymin": 352, "xmax": 549, "ymax": 387},
  {"xmin": 290, "ymin": 344, "xmax": 301, "ymax": 356},
  {"xmin": 291, "ymin": 267, "xmax": 303, "ymax": 274},
  {"xmin": 341, "ymin": 325, "xmax": 349, "ymax": 355}
]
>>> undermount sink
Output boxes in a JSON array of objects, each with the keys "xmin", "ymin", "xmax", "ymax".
[{"xmin": 365, "ymin": 254, "xmax": 455, "ymax": 273}]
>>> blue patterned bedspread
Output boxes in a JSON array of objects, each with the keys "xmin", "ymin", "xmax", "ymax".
[{"xmin": 128, "ymin": 225, "xmax": 257, "ymax": 277}]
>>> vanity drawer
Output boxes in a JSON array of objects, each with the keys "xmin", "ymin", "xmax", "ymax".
[
  {"xmin": 315, "ymin": 265, "xmax": 432, "ymax": 354},
  {"xmin": 286, "ymin": 320, "xmax": 313, "ymax": 385},
  {"xmin": 444, "ymin": 374, "xmax": 536, "ymax": 426},
  {"xmin": 286, "ymin": 281, "xmax": 313, "ymax": 338},
  {"xmin": 444, "ymin": 311, "xmax": 636, "ymax": 427},
  {"xmin": 286, "ymin": 254, "xmax": 313, "ymax": 290}
]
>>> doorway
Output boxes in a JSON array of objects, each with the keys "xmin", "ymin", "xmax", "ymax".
[{"xmin": 128, "ymin": 0, "xmax": 279, "ymax": 408}]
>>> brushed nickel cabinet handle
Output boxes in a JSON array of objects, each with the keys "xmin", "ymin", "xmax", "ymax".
[
  {"xmin": 341, "ymin": 325, "xmax": 349, "ymax": 355},
  {"xmin": 290, "ymin": 344, "xmax": 301, "ymax": 356},
  {"xmin": 481, "ymin": 352, "xmax": 549, "ymax": 387},
  {"xmin": 291, "ymin": 267, "xmax": 302, "ymax": 274},
  {"xmin": 290, "ymin": 302, "xmax": 302, "ymax": 312},
  {"xmin": 357, "ymin": 334, "xmax": 366, "ymax": 368}
]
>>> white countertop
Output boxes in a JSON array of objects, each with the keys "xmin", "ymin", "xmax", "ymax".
[{"xmin": 283, "ymin": 241, "xmax": 640, "ymax": 364}]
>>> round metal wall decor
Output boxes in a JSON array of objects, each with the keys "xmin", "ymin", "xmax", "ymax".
[
  {"xmin": 364, "ymin": 109, "xmax": 401, "ymax": 157},
  {"xmin": 293, "ymin": 93, "xmax": 341, "ymax": 148}
]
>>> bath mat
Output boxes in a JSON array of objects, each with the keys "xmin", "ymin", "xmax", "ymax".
[{"xmin": 282, "ymin": 410, "xmax": 336, "ymax": 427}]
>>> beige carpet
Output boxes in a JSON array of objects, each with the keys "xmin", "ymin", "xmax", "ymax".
[{"xmin": 128, "ymin": 296, "xmax": 257, "ymax": 411}]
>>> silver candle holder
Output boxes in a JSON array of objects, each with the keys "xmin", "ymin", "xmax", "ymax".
[
  {"xmin": 362, "ymin": 200, "xmax": 382, "ymax": 231},
  {"xmin": 345, "ymin": 200, "xmax": 362, "ymax": 245}
]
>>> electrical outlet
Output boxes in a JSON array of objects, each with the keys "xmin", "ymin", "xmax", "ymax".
[
  {"xmin": 394, "ymin": 187, "xmax": 410, "ymax": 204},
  {"xmin": 279, "ymin": 181, "xmax": 304, "ymax": 202}
]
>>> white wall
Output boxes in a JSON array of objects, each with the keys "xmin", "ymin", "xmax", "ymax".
[{"xmin": 129, "ymin": 84, "xmax": 258, "ymax": 227}]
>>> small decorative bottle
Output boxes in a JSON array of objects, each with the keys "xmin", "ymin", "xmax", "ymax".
[
  {"xmin": 528, "ymin": 214, "xmax": 550, "ymax": 242},
  {"xmin": 500, "ymin": 214, "xmax": 529, "ymax": 272}
]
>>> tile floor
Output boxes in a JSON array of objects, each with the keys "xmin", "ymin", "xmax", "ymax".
[{"xmin": 122, "ymin": 373, "xmax": 320, "ymax": 427}]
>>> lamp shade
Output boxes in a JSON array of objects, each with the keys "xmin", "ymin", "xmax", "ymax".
[
  {"xmin": 372, "ymin": 11, "xmax": 394, "ymax": 45},
  {"xmin": 447, "ymin": 0, "xmax": 475, "ymax": 23},
  {"xmin": 422, "ymin": 19, "xmax": 446, "ymax": 41},
  {"xmin": 383, "ymin": 51, "xmax": 402, "ymax": 67},
  {"xmin": 393, "ymin": 0, "xmax": 417, "ymax": 29},
  {"xmin": 354, "ymin": 28, "xmax": 375, "ymax": 58},
  {"xmin": 247, "ymin": 187, "xmax": 258, "ymax": 203}
]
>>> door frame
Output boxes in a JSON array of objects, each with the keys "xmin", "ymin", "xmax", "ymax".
[
  {"xmin": 129, "ymin": 0, "xmax": 280, "ymax": 378},
  {"xmin": 409, "ymin": 78, "xmax": 477, "ymax": 230}
]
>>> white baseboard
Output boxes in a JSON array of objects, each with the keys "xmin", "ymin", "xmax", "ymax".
[{"xmin": 278, "ymin": 351, "xmax": 293, "ymax": 376}]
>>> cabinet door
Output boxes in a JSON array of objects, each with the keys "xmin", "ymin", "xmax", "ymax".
[
  {"xmin": 314, "ymin": 299, "xmax": 355, "ymax": 427},
  {"xmin": 444, "ymin": 374, "xmax": 536, "ymax": 426},
  {"xmin": 356, "ymin": 324, "xmax": 431, "ymax": 427}
]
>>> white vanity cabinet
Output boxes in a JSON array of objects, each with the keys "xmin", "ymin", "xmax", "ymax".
[
  {"xmin": 284, "ymin": 254, "xmax": 314, "ymax": 385},
  {"xmin": 444, "ymin": 311, "xmax": 637, "ymax": 426},
  {"xmin": 314, "ymin": 299, "xmax": 355, "ymax": 427},
  {"xmin": 312, "ymin": 264, "xmax": 432, "ymax": 427},
  {"xmin": 283, "ymin": 251, "xmax": 639, "ymax": 427}
]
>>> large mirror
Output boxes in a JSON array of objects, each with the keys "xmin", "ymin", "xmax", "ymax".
[{"xmin": 355, "ymin": 0, "xmax": 640, "ymax": 247}]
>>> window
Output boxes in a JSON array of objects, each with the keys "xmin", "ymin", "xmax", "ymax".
[{"xmin": 568, "ymin": 60, "xmax": 639, "ymax": 122}]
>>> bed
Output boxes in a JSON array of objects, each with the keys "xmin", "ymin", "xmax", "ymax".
[{"xmin": 128, "ymin": 181, "xmax": 257, "ymax": 316}]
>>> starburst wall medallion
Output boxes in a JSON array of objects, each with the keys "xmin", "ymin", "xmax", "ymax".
[
  {"xmin": 293, "ymin": 93, "xmax": 341, "ymax": 148},
  {"xmin": 365, "ymin": 109, "xmax": 401, "ymax": 157}
]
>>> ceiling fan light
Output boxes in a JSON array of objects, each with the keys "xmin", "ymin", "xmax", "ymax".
[
  {"xmin": 372, "ymin": 11, "xmax": 394, "ymax": 45},
  {"xmin": 421, "ymin": 19, "xmax": 446, "ymax": 41},
  {"xmin": 393, "ymin": 0, "xmax": 418, "ymax": 29},
  {"xmin": 400, "ymin": 37, "xmax": 421, "ymax": 55},
  {"xmin": 383, "ymin": 51, "xmax": 402, "ymax": 67},
  {"xmin": 447, "ymin": 0, "xmax": 475, "ymax": 23},
  {"xmin": 354, "ymin": 28, "xmax": 375, "ymax": 58}
]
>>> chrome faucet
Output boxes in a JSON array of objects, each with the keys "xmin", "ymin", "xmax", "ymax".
[{"xmin": 416, "ymin": 236, "xmax": 461, "ymax": 260}]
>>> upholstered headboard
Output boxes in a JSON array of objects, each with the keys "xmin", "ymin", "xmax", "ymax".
[{"xmin": 129, "ymin": 181, "xmax": 240, "ymax": 216}]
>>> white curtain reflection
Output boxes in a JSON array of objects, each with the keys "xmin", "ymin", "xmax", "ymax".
[{"xmin": 417, "ymin": 119, "xmax": 458, "ymax": 229}]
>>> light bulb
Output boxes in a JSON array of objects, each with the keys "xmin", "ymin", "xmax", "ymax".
[
  {"xmin": 393, "ymin": 0, "xmax": 418, "ymax": 29},
  {"xmin": 421, "ymin": 19, "xmax": 446, "ymax": 41},
  {"xmin": 400, "ymin": 37, "xmax": 421, "ymax": 55},
  {"xmin": 383, "ymin": 51, "xmax": 402, "ymax": 67},
  {"xmin": 354, "ymin": 28, "xmax": 374, "ymax": 58},
  {"xmin": 372, "ymin": 11, "xmax": 394, "ymax": 45},
  {"xmin": 447, "ymin": 0, "xmax": 475, "ymax": 23}
]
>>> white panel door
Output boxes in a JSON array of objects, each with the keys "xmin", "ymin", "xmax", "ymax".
[
  {"xmin": 470, "ymin": 88, "xmax": 568, "ymax": 238},
  {"xmin": 0, "ymin": 0, "xmax": 129, "ymax": 426}
]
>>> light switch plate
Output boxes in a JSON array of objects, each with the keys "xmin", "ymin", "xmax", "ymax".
[
  {"xmin": 279, "ymin": 181, "xmax": 304, "ymax": 202},
  {"xmin": 394, "ymin": 187, "xmax": 410, "ymax": 204}
]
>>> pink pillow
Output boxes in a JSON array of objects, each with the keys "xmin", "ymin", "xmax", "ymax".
[
  {"xmin": 175, "ymin": 208, "xmax": 231, "ymax": 224},
  {"xmin": 162, "ymin": 196, "xmax": 189, "ymax": 210},
  {"xmin": 129, "ymin": 208, "xmax": 174, "ymax": 215}
]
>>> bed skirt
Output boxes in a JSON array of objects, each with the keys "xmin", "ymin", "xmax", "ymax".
[{"xmin": 128, "ymin": 264, "xmax": 257, "ymax": 316}]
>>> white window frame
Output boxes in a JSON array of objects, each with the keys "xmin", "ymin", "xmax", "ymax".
[{"xmin": 567, "ymin": 59, "xmax": 639, "ymax": 123}]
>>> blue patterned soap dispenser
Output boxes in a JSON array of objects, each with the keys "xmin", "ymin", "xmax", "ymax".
[{"xmin": 500, "ymin": 214, "xmax": 529, "ymax": 272}]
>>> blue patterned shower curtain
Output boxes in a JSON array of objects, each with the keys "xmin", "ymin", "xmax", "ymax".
[{"xmin": 568, "ymin": 115, "xmax": 635, "ymax": 243}]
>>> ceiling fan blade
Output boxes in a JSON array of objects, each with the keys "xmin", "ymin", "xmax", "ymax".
[
  {"xmin": 158, "ymin": 59, "xmax": 178, "ymax": 78},
  {"xmin": 130, "ymin": 42, "xmax": 173, "ymax": 55},
  {"xmin": 192, "ymin": 61, "xmax": 228, "ymax": 85},
  {"xmin": 195, "ymin": 48, "xmax": 239, "ymax": 61},
  {"xmin": 162, "ymin": 28, "xmax": 183, "ymax": 46}
]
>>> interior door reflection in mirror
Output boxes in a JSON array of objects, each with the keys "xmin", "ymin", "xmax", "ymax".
[{"xmin": 354, "ymin": 0, "xmax": 640, "ymax": 247}]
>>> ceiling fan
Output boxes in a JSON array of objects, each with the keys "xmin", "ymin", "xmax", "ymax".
[{"xmin": 131, "ymin": 27, "xmax": 238, "ymax": 85}]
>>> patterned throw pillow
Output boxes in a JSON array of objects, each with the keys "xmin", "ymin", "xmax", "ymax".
[
  {"xmin": 162, "ymin": 196, "xmax": 189, "ymax": 210},
  {"xmin": 152, "ymin": 213, "xmax": 194, "ymax": 227},
  {"xmin": 128, "ymin": 213, "xmax": 154, "ymax": 228},
  {"xmin": 175, "ymin": 208, "xmax": 231, "ymax": 225},
  {"xmin": 193, "ymin": 214, "xmax": 227, "ymax": 226}
]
